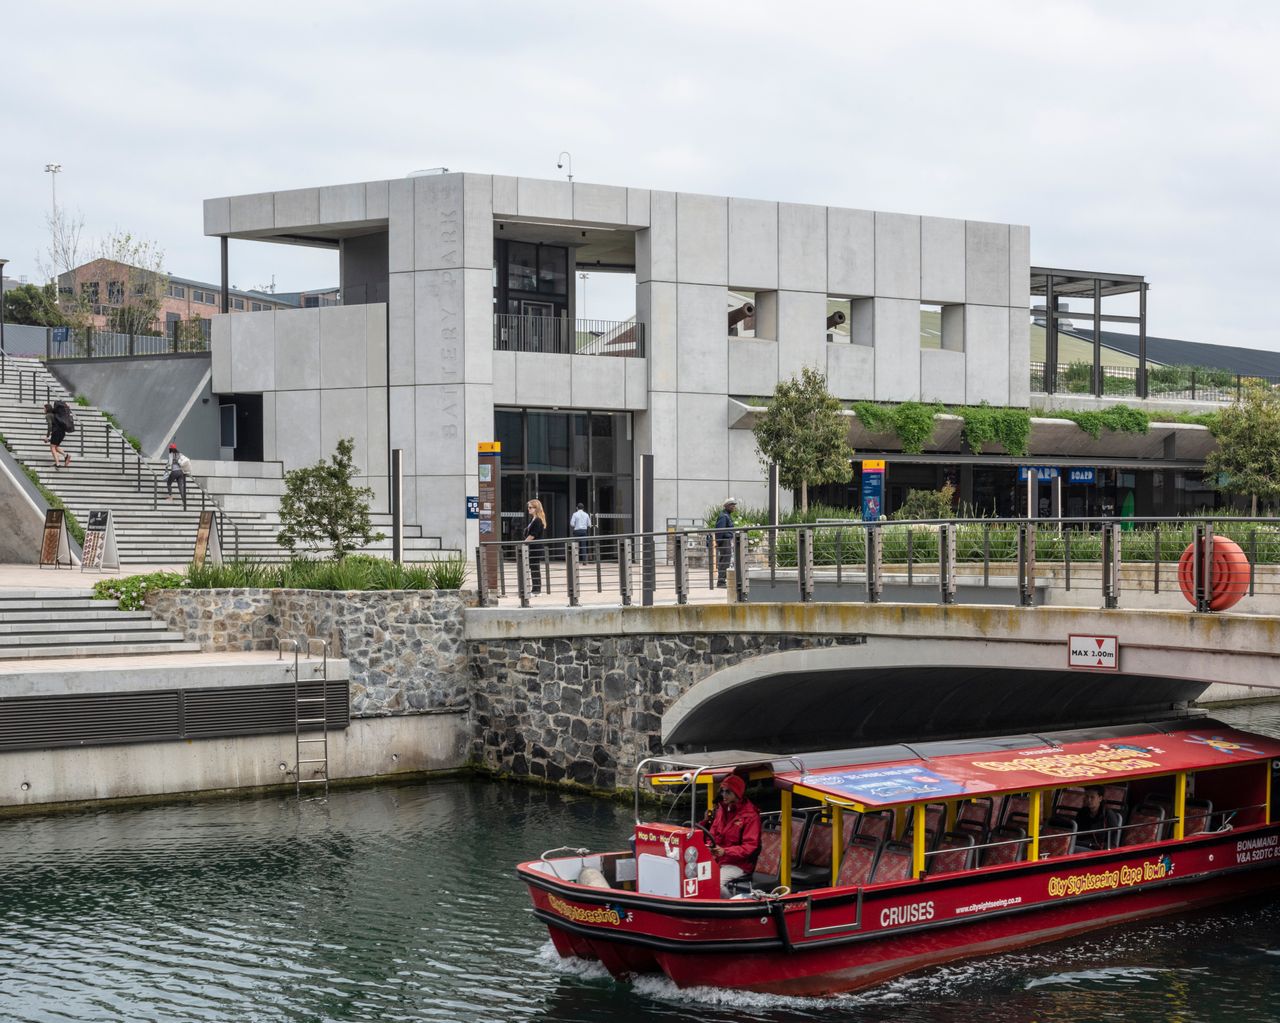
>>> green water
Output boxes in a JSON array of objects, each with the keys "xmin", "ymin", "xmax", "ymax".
[{"xmin": 2, "ymin": 704, "xmax": 1279, "ymax": 1022}]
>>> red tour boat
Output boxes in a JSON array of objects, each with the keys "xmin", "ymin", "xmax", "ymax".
[{"xmin": 518, "ymin": 719, "xmax": 1280, "ymax": 995}]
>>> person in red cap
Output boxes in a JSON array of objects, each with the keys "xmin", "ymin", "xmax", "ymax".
[{"xmin": 706, "ymin": 773, "xmax": 761, "ymax": 896}]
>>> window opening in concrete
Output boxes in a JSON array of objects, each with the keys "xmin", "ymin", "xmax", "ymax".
[
  {"xmin": 826, "ymin": 297, "xmax": 851, "ymax": 342},
  {"xmin": 728, "ymin": 289, "xmax": 758, "ymax": 337},
  {"xmin": 920, "ymin": 303, "xmax": 963, "ymax": 351}
]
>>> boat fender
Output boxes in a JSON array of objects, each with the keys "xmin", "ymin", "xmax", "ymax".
[{"xmin": 577, "ymin": 867, "xmax": 611, "ymax": 888}]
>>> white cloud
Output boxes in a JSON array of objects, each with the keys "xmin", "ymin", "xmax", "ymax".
[{"xmin": 3, "ymin": 0, "xmax": 1279, "ymax": 348}]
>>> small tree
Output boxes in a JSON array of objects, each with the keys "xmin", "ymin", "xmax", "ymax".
[
  {"xmin": 890, "ymin": 483, "xmax": 956, "ymax": 520},
  {"xmin": 277, "ymin": 438, "xmax": 385, "ymax": 559},
  {"xmin": 2, "ymin": 283, "xmax": 65, "ymax": 326},
  {"xmin": 1205, "ymin": 383, "xmax": 1280, "ymax": 516},
  {"xmin": 752, "ymin": 365, "xmax": 854, "ymax": 512}
]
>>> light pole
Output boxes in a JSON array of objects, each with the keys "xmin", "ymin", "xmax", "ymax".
[
  {"xmin": 44, "ymin": 163, "xmax": 61, "ymax": 218},
  {"xmin": 0, "ymin": 257, "xmax": 9, "ymax": 357},
  {"xmin": 556, "ymin": 151, "xmax": 573, "ymax": 183},
  {"xmin": 579, "ymin": 272, "xmax": 589, "ymax": 319}
]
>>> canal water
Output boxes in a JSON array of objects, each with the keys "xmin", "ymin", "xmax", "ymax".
[{"xmin": 3, "ymin": 704, "xmax": 1280, "ymax": 1022}]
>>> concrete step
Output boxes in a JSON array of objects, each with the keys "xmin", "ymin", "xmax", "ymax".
[
  {"xmin": 0, "ymin": 640, "xmax": 202, "ymax": 659},
  {"xmin": 0, "ymin": 619, "xmax": 174, "ymax": 635},
  {"xmin": 0, "ymin": 608, "xmax": 150, "ymax": 622},
  {"xmin": 0, "ymin": 629, "xmax": 192, "ymax": 648}
]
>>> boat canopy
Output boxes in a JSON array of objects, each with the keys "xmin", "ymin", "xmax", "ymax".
[{"xmin": 775, "ymin": 723, "xmax": 1280, "ymax": 808}]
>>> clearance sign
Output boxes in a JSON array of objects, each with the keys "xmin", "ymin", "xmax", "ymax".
[{"xmin": 1068, "ymin": 634, "xmax": 1119, "ymax": 672}]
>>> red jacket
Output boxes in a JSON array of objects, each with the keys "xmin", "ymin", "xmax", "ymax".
[{"xmin": 709, "ymin": 798, "xmax": 761, "ymax": 872}]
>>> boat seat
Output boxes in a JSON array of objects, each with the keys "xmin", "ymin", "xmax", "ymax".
[
  {"xmin": 1000, "ymin": 794, "xmax": 1030, "ymax": 827},
  {"xmin": 926, "ymin": 831, "xmax": 975, "ymax": 875},
  {"xmin": 1121, "ymin": 804, "xmax": 1166, "ymax": 847},
  {"xmin": 903, "ymin": 803, "xmax": 945, "ymax": 852},
  {"xmin": 870, "ymin": 841, "xmax": 914, "ymax": 884},
  {"xmin": 980, "ymin": 825, "xmax": 1028, "ymax": 867},
  {"xmin": 751, "ymin": 815, "xmax": 807, "ymax": 887},
  {"xmin": 836, "ymin": 835, "xmax": 882, "ymax": 887},
  {"xmin": 956, "ymin": 797, "xmax": 993, "ymax": 836},
  {"xmin": 1054, "ymin": 787, "xmax": 1086, "ymax": 819},
  {"xmin": 1185, "ymin": 798, "xmax": 1214, "ymax": 836},
  {"xmin": 857, "ymin": 810, "xmax": 895, "ymax": 845},
  {"xmin": 1037, "ymin": 817, "xmax": 1078, "ymax": 858},
  {"xmin": 955, "ymin": 819, "xmax": 988, "ymax": 846},
  {"xmin": 1102, "ymin": 783, "xmax": 1129, "ymax": 817}
]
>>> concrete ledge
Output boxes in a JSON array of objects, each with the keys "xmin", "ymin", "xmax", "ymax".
[{"xmin": 0, "ymin": 711, "xmax": 469, "ymax": 811}]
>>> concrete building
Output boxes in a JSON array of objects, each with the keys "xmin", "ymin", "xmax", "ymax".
[{"xmin": 204, "ymin": 172, "xmax": 1036, "ymax": 550}]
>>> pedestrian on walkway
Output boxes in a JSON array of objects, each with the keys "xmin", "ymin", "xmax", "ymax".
[
  {"xmin": 47, "ymin": 401, "xmax": 72, "ymax": 468},
  {"xmin": 524, "ymin": 499, "xmax": 547, "ymax": 594},
  {"xmin": 569, "ymin": 502, "xmax": 592, "ymax": 562},
  {"xmin": 164, "ymin": 442, "xmax": 191, "ymax": 510},
  {"xmin": 715, "ymin": 497, "xmax": 737, "ymax": 588}
]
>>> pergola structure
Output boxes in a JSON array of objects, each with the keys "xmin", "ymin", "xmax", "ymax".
[{"xmin": 1030, "ymin": 267, "xmax": 1148, "ymax": 397}]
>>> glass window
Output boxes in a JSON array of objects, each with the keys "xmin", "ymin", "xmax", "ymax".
[
  {"xmin": 231, "ymin": 297, "xmax": 245, "ymax": 310},
  {"xmin": 507, "ymin": 242, "xmax": 538, "ymax": 292},
  {"xmin": 590, "ymin": 414, "xmax": 615, "ymax": 473},
  {"xmin": 495, "ymin": 410, "xmax": 524, "ymax": 468},
  {"xmin": 538, "ymin": 246, "xmax": 568, "ymax": 296},
  {"xmin": 527, "ymin": 411, "xmax": 571, "ymax": 470},
  {"xmin": 107, "ymin": 281, "xmax": 124, "ymax": 304},
  {"xmin": 572, "ymin": 413, "xmax": 590, "ymax": 473}
]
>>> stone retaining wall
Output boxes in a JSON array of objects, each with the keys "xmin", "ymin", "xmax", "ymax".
[
  {"xmin": 147, "ymin": 588, "xmax": 471, "ymax": 717},
  {"xmin": 468, "ymin": 633, "xmax": 866, "ymax": 791}
]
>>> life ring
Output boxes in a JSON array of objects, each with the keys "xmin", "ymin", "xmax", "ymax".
[{"xmin": 1177, "ymin": 536, "xmax": 1251, "ymax": 611}]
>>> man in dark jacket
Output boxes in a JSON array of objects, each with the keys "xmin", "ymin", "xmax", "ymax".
[
  {"xmin": 715, "ymin": 497, "xmax": 736, "ymax": 588},
  {"xmin": 707, "ymin": 773, "xmax": 761, "ymax": 896}
]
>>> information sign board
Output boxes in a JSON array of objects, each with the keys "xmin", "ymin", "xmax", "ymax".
[
  {"xmin": 192, "ymin": 509, "xmax": 222, "ymax": 567},
  {"xmin": 39, "ymin": 508, "xmax": 71, "ymax": 569},
  {"xmin": 80, "ymin": 509, "xmax": 120, "ymax": 572},
  {"xmin": 860, "ymin": 460, "xmax": 885, "ymax": 521},
  {"xmin": 1068, "ymin": 634, "xmax": 1119, "ymax": 671}
]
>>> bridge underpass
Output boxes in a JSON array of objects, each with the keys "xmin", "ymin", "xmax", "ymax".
[{"xmin": 466, "ymin": 601, "xmax": 1280, "ymax": 787}]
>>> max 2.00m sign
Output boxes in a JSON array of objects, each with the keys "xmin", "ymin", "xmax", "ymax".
[{"xmin": 1068, "ymin": 634, "xmax": 1119, "ymax": 671}]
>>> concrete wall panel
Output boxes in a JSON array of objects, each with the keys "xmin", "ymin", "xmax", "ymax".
[
  {"xmin": 728, "ymin": 198, "xmax": 778, "ymax": 291},
  {"xmin": 261, "ymin": 391, "xmax": 277, "ymax": 462},
  {"xmin": 920, "ymin": 348, "xmax": 967, "ymax": 404},
  {"xmin": 826, "ymin": 341, "xmax": 875, "ymax": 401},
  {"xmin": 1009, "ymin": 224, "xmax": 1031, "ymax": 311},
  {"xmin": 626, "ymin": 188, "xmax": 651, "ymax": 227},
  {"xmin": 365, "ymin": 304, "xmax": 388, "ymax": 388},
  {"xmin": 872, "ymin": 298, "xmax": 920, "ymax": 399},
  {"xmin": 319, "ymin": 183, "xmax": 366, "ymax": 224},
  {"xmin": 571, "ymin": 354, "xmax": 626, "ymax": 408},
  {"xmin": 319, "ymin": 388, "xmax": 369, "ymax": 476},
  {"xmin": 211, "ymin": 315, "xmax": 232, "ymax": 393},
  {"xmin": 827, "ymin": 207, "xmax": 874, "ymax": 297},
  {"xmin": 274, "ymin": 308, "xmax": 321, "ymax": 390},
  {"xmin": 513, "ymin": 353, "xmax": 572, "ymax": 407},
  {"xmin": 625, "ymin": 357, "xmax": 649, "ymax": 409},
  {"xmin": 676, "ymin": 393, "xmax": 728, "ymax": 480},
  {"xmin": 516, "ymin": 177, "xmax": 573, "ymax": 220},
  {"xmin": 413, "ymin": 270, "xmax": 466, "ymax": 386},
  {"xmin": 388, "ymin": 179, "xmax": 415, "ymax": 274},
  {"xmin": 728, "ymin": 426, "xmax": 762, "ymax": 483},
  {"xmin": 492, "ymin": 175, "xmax": 518, "ymax": 216},
  {"xmin": 463, "ymin": 173, "xmax": 493, "ymax": 271},
  {"xmin": 874, "ymin": 213, "xmax": 921, "ymax": 300},
  {"xmin": 921, "ymin": 216, "xmax": 966, "ymax": 304},
  {"xmin": 776, "ymin": 290, "xmax": 829, "ymax": 379},
  {"xmin": 492, "ymin": 349, "xmax": 516, "ymax": 405},
  {"xmin": 204, "ymin": 197, "xmax": 230, "ymax": 236},
  {"xmin": 637, "ymin": 281, "xmax": 677, "ymax": 392},
  {"xmin": 646, "ymin": 391, "xmax": 679, "ymax": 478},
  {"xmin": 414, "ymin": 175, "xmax": 466, "ymax": 271},
  {"xmin": 365, "ymin": 385, "xmax": 389, "ymax": 478},
  {"xmin": 388, "ymin": 384, "xmax": 417, "ymax": 483},
  {"xmin": 387, "ymin": 272, "xmax": 415, "ymax": 382},
  {"xmin": 965, "ymin": 304, "xmax": 1011, "ymax": 405},
  {"xmin": 462, "ymin": 267, "xmax": 493, "ymax": 384},
  {"xmin": 229, "ymin": 313, "xmax": 275, "ymax": 393},
  {"xmin": 1008, "ymin": 306, "xmax": 1031, "ymax": 407},
  {"xmin": 573, "ymin": 183, "xmax": 628, "ymax": 225},
  {"xmin": 966, "ymin": 221, "xmax": 1010, "ymax": 306},
  {"xmin": 676, "ymin": 284, "xmax": 728, "ymax": 393},
  {"xmin": 728, "ymin": 340, "xmax": 778, "ymax": 397},
  {"xmin": 319, "ymin": 305, "xmax": 367, "ymax": 389},
  {"xmin": 365, "ymin": 180, "xmax": 390, "ymax": 221},
  {"xmin": 274, "ymin": 188, "xmax": 319, "ymax": 229},
  {"xmin": 274, "ymin": 389, "xmax": 322, "ymax": 468},
  {"xmin": 229, "ymin": 193, "xmax": 274, "ymax": 233},
  {"xmin": 675, "ymin": 193, "xmax": 728, "ymax": 286},
  {"xmin": 415, "ymin": 385, "xmax": 467, "ymax": 476},
  {"xmin": 678, "ymin": 478, "xmax": 729, "ymax": 524},
  {"xmin": 638, "ymin": 190, "xmax": 677, "ymax": 283},
  {"xmin": 778, "ymin": 203, "xmax": 827, "ymax": 293}
]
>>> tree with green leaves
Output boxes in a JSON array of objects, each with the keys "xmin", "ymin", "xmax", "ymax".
[
  {"xmin": 2, "ymin": 283, "xmax": 65, "ymax": 327},
  {"xmin": 277, "ymin": 438, "xmax": 385, "ymax": 559},
  {"xmin": 1205, "ymin": 383, "xmax": 1280, "ymax": 516},
  {"xmin": 752, "ymin": 365, "xmax": 854, "ymax": 512}
]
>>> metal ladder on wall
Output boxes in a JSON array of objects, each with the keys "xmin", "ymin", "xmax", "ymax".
[{"xmin": 282, "ymin": 639, "xmax": 331, "ymax": 797}]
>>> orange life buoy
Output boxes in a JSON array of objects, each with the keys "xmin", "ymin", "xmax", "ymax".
[{"xmin": 1177, "ymin": 536, "xmax": 1251, "ymax": 611}]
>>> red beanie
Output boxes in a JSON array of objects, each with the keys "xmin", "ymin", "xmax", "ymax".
[{"xmin": 721, "ymin": 774, "xmax": 746, "ymax": 799}]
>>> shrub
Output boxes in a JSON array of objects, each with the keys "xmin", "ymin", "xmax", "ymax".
[
  {"xmin": 277, "ymin": 438, "xmax": 384, "ymax": 559},
  {"xmin": 890, "ymin": 483, "xmax": 956, "ymax": 521},
  {"xmin": 92, "ymin": 571, "xmax": 184, "ymax": 610}
]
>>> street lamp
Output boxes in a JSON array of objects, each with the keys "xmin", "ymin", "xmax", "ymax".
[
  {"xmin": 556, "ymin": 151, "xmax": 573, "ymax": 183},
  {"xmin": 579, "ymin": 272, "xmax": 589, "ymax": 319},
  {"xmin": 44, "ymin": 164, "xmax": 61, "ymax": 218},
  {"xmin": 0, "ymin": 257, "xmax": 9, "ymax": 357}
]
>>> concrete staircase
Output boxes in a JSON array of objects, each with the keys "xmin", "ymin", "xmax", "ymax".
[
  {"xmin": 0, "ymin": 355, "xmax": 455, "ymax": 565},
  {"xmin": 0, "ymin": 589, "xmax": 199, "ymax": 659}
]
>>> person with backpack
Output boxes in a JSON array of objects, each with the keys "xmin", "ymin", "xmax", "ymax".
[
  {"xmin": 47, "ymin": 400, "xmax": 74, "ymax": 468},
  {"xmin": 164, "ymin": 442, "xmax": 192, "ymax": 510}
]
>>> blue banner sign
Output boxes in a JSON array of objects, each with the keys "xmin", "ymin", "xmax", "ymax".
[
  {"xmin": 860, "ymin": 461, "xmax": 884, "ymax": 521},
  {"xmin": 466, "ymin": 496, "xmax": 479, "ymax": 519},
  {"xmin": 1017, "ymin": 466, "xmax": 1060, "ymax": 482},
  {"xmin": 1068, "ymin": 468, "xmax": 1096, "ymax": 485}
]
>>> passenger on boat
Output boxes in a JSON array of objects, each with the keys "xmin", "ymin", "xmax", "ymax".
[
  {"xmin": 706, "ymin": 774, "xmax": 761, "ymax": 896},
  {"xmin": 1074, "ymin": 786, "xmax": 1121, "ymax": 849}
]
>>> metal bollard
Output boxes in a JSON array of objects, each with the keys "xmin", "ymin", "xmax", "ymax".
[
  {"xmin": 733, "ymin": 530, "xmax": 751, "ymax": 603},
  {"xmin": 566, "ymin": 541, "xmax": 581, "ymax": 607},
  {"xmin": 939, "ymin": 523, "xmax": 957, "ymax": 605},
  {"xmin": 866, "ymin": 525, "xmax": 883, "ymax": 603},
  {"xmin": 797, "ymin": 528, "xmax": 814, "ymax": 602},
  {"xmin": 673, "ymin": 532, "xmax": 689, "ymax": 605},
  {"xmin": 1101, "ymin": 522, "xmax": 1122, "ymax": 609},
  {"xmin": 618, "ymin": 538, "xmax": 633, "ymax": 607},
  {"xmin": 475, "ymin": 547, "xmax": 491, "ymax": 606},
  {"xmin": 1017, "ymin": 523, "xmax": 1037, "ymax": 607},
  {"xmin": 516, "ymin": 543, "xmax": 532, "ymax": 608}
]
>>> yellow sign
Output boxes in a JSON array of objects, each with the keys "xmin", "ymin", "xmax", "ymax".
[
  {"xmin": 547, "ymin": 894, "xmax": 623, "ymax": 926},
  {"xmin": 478, "ymin": 441, "xmax": 501, "ymax": 453},
  {"xmin": 862, "ymin": 460, "xmax": 885, "ymax": 472},
  {"xmin": 1047, "ymin": 858, "xmax": 1169, "ymax": 898}
]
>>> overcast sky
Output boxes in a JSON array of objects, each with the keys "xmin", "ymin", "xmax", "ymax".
[{"xmin": 4, "ymin": 1, "xmax": 1279, "ymax": 348}]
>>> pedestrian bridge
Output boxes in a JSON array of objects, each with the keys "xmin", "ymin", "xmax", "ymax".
[{"xmin": 465, "ymin": 601, "xmax": 1280, "ymax": 786}]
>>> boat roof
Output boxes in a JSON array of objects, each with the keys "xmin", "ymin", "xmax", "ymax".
[{"xmin": 775, "ymin": 722, "xmax": 1280, "ymax": 807}]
